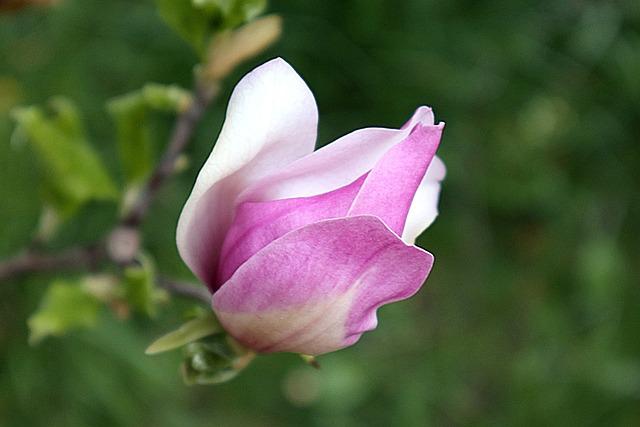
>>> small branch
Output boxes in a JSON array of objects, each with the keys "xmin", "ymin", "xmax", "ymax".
[
  {"xmin": 0, "ymin": 80, "xmax": 219, "ymax": 285},
  {"xmin": 121, "ymin": 82, "xmax": 219, "ymax": 228},
  {"xmin": 158, "ymin": 277, "xmax": 211, "ymax": 304},
  {"xmin": 0, "ymin": 248, "xmax": 210, "ymax": 303},
  {"xmin": 0, "ymin": 245, "xmax": 104, "ymax": 283}
]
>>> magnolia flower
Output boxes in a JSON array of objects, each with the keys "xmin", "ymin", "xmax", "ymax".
[{"xmin": 177, "ymin": 58, "xmax": 445, "ymax": 355}]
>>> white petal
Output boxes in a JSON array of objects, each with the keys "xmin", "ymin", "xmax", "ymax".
[
  {"xmin": 401, "ymin": 156, "xmax": 446, "ymax": 243},
  {"xmin": 176, "ymin": 58, "xmax": 318, "ymax": 288}
]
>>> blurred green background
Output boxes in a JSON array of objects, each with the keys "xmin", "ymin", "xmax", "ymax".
[{"xmin": 1, "ymin": 0, "xmax": 639, "ymax": 425}]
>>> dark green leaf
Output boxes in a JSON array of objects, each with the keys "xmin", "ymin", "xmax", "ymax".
[
  {"xmin": 181, "ymin": 334, "xmax": 255, "ymax": 385},
  {"xmin": 155, "ymin": 0, "xmax": 267, "ymax": 54},
  {"xmin": 155, "ymin": 0, "xmax": 221, "ymax": 54}
]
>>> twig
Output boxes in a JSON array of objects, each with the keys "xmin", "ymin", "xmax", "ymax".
[
  {"xmin": 0, "ymin": 248, "xmax": 211, "ymax": 304},
  {"xmin": 158, "ymin": 277, "xmax": 211, "ymax": 304},
  {"xmin": 0, "ymin": 80, "xmax": 219, "ymax": 300},
  {"xmin": 121, "ymin": 82, "xmax": 219, "ymax": 228},
  {"xmin": 0, "ymin": 245, "xmax": 104, "ymax": 283}
]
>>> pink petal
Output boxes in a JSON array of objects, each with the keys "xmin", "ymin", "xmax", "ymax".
[
  {"xmin": 217, "ymin": 174, "xmax": 366, "ymax": 284},
  {"xmin": 217, "ymin": 121, "xmax": 443, "ymax": 284},
  {"xmin": 238, "ymin": 106, "xmax": 437, "ymax": 204},
  {"xmin": 176, "ymin": 58, "xmax": 318, "ymax": 289},
  {"xmin": 347, "ymin": 123, "xmax": 444, "ymax": 235},
  {"xmin": 212, "ymin": 216, "xmax": 433, "ymax": 355}
]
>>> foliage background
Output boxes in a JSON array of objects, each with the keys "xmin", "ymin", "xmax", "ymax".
[{"xmin": 1, "ymin": 0, "xmax": 639, "ymax": 425}]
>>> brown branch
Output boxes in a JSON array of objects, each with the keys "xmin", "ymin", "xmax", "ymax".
[
  {"xmin": 0, "ymin": 247, "xmax": 211, "ymax": 304},
  {"xmin": 0, "ymin": 245, "xmax": 104, "ymax": 283},
  {"xmin": 121, "ymin": 82, "xmax": 219, "ymax": 228},
  {"xmin": 157, "ymin": 277, "xmax": 211, "ymax": 304}
]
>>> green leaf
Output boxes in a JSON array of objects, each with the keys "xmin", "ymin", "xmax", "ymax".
[
  {"xmin": 142, "ymin": 83, "xmax": 192, "ymax": 112},
  {"xmin": 123, "ymin": 254, "xmax": 158, "ymax": 316},
  {"xmin": 107, "ymin": 84, "xmax": 192, "ymax": 185},
  {"xmin": 218, "ymin": 0, "xmax": 266, "ymax": 29},
  {"xmin": 28, "ymin": 279, "xmax": 102, "ymax": 345},
  {"xmin": 156, "ymin": 0, "xmax": 220, "ymax": 54},
  {"xmin": 155, "ymin": 0, "xmax": 267, "ymax": 55},
  {"xmin": 12, "ymin": 98, "xmax": 118, "ymax": 218},
  {"xmin": 107, "ymin": 93, "xmax": 152, "ymax": 184},
  {"xmin": 146, "ymin": 312, "xmax": 220, "ymax": 355},
  {"xmin": 181, "ymin": 334, "xmax": 255, "ymax": 385}
]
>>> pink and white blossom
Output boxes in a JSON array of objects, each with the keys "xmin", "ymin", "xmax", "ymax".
[{"xmin": 177, "ymin": 58, "xmax": 445, "ymax": 355}]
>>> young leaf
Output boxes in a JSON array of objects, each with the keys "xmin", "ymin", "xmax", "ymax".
[
  {"xmin": 107, "ymin": 93, "xmax": 152, "ymax": 184},
  {"xmin": 203, "ymin": 14, "xmax": 282, "ymax": 81},
  {"xmin": 28, "ymin": 279, "xmax": 102, "ymax": 345},
  {"xmin": 146, "ymin": 312, "xmax": 220, "ymax": 355},
  {"xmin": 181, "ymin": 334, "xmax": 255, "ymax": 385},
  {"xmin": 155, "ymin": 0, "xmax": 267, "ymax": 55},
  {"xmin": 218, "ymin": 0, "xmax": 266, "ymax": 29},
  {"xmin": 142, "ymin": 83, "xmax": 192, "ymax": 112},
  {"xmin": 155, "ymin": 0, "xmax": 220, "ymax": 54},
  {"xmin": 123, "ymin": 253, "xmax": 158, "ymax": 316},
  {"xmin": 12, "ymin": 98, "xmax": 118, "ymax": 218},
  {"xmin": 107, "ymin": 84, "xmax": 192, "ymax": 186}
]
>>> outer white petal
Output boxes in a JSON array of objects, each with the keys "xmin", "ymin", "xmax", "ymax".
[
  {"xmin": 176, "ymin": 58, "xmax": 318, "ymax": 288},
  {"xmin": 401, "ymin": 156, "xmax": 446, "ymax": 244}
]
